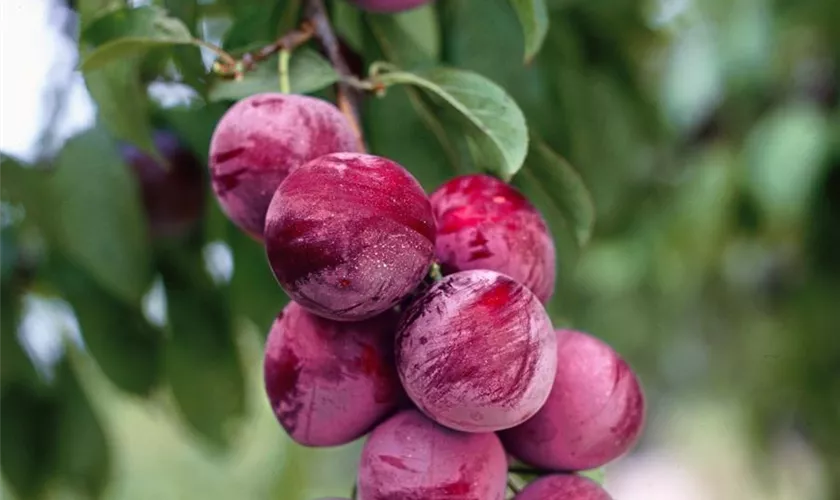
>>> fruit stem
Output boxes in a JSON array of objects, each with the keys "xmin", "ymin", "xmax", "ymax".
[
  {"xmin": 205, "ymin": 23, "xmax": 314, "ymax": 80},
  {"xmin": 508, "ymin": 473, "xmax": 528, "ymax": 493},
  {"xmin": 279, "ymin": 49, "xmax": 292, "ymax": 93},
  {"xmin": 305, "ymin": 0, "xmax": 366, "ymax": 152},
  {"xmin": 429, "ymin": 262, "xmax": 443, "ymax": 281}
]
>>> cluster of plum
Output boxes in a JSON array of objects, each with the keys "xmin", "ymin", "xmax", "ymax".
[{"xmin": 206, "ymin": 89, "xmax": 645, "ymax": 500}]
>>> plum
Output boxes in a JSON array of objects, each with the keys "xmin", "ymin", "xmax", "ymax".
[
  {"xmin": 264, "ymin": 152, "xmax": 435, "ymax": 321},
  {"xmin": 395, "ymin": 270, "xmax": 557, "ymax": 432},
  {"xmin": 357, "ymin": 409, "xmax": 507, "ymax": 500},
  {"xmin": 121, "ymin": 130, "xmax": 205, "ymax": 239},
  {"xmin": 430, "ymin": 174, "xmax": 556, "ymax": 303},
  {"xmin": 209, "ymin": 93, "xmax": 360, "ymax": 238},
  {"xmin": 346, "ymin": 0, "xmax": 433, "ymax": 13},
  {"xmin": 515, "ymin": 474, "xmax": 612, "ymax": 500},
  {"xmin": 263, "ymin": 302, "xmax": 404, "ymax": 447},
  {"xmin": 501, "ymin": 330, "xmax": 645, "ymax": 471}
]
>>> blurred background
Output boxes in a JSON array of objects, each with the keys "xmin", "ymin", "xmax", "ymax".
[{"xmin": 1, "ymin": 0, "xmax": 839, "ymax": 499}]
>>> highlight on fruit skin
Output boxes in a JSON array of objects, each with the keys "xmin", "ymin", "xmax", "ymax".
[
  {"xmin": 263, "ymin": 302, "xmax": 404, "ymax": 447},
  {"xmin": 501, "ymin": 329, "xmax": 646, "ymax": 471},
  {"xmin": 120, "ymin": 130, "xmax": 205, "ymax": 240},
  {"xmin": 430, "ymin": 173, "xmax": 556, "ymax": 303},
  {"xmin": 264, "ymin": 152, "xmax": 435, "ymax": 322},
  {"xmin": 357, "ymin": 409, "xmax": 508, "ymax": 500},
  {"xmin": 345, "ymin": 0, "xmax": 434, "ymax": 13},
  {"xmin": 208, "ymin": 93, "xmax": 360, "ymax": 239},
  {"xmin": 395, "ymin": 270, "xmax": 557, "ymax": 433},
  {"xmin": 514, "ymin": 474, "xmax": 613, "ymax": 500}
]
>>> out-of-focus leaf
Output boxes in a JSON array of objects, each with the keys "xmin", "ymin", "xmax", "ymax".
[
  {"xmin": 365, "ymin": 5, "xmax": 440, "ymax": 68},
  {"xmin": 1, "ymin": 288, "xmax": 40, "ymax": 388},
  {"xmin": 49, "ymin": 256, "xmax": 163, "ymax": 396},
  {"xmin": 376, "ymin": 67, "xmax": 528, "ymax": 180},
  {"xmin": 164, "ymin": 0, "xmax": 198, "ymax": 32},
  {"xmin": 508, "ymin": 0, "xmax": 549, "ymax": 62},
  {"xmin": 743, "ymin": 103, "xmax": 830, "ymax": 226},
  {"xmin": 514, "ymin": 135, "xmax": 595, "ymax": 246},
  {"xmin": 84, "ymin": 58, "xmax": 159, "ymax": 162},
  {"xmin": 54, "ymin": 357, "xmax": 111, "ymax": 499},
  {"xmin": 80, "ymin": 6, "xmax": 194, "ymax": 71},
  {"xmin": 158, "ymin": 241, "xmax": 245, "ymax": 447},
  {"xmin": 222, "ymin": 0, "xmax": 294, "ymax": 52},
  {"xmin": 208, "ymin": 48, "xmax": 339, "ymax": 101},
  {"xmin": 53, "ymin": 127, "xmax": 153, "ymax": 303},
  {"xmin": 157, "ymin": 102, "xmax": 230, "ymax": 165},
  {"xmin": 77, "ymin": 0, "xmax": 122, "ymax": 27},
  {"xmin": 0, "ymin": 383, "xmax": 60, "ymax": 500},
  {"xmin": 230, "ymin": 229, "xmax": 288, "ymax": 335}
]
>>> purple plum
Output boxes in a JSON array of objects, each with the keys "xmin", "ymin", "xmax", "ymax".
[
  {"xmin": 357, "ymin": 409, "xmax": 507, "ymax": 500},
  {"xmin": 515, "ymin": 474, "xmax": 613, "ymax": 500},
  {"xmin": 395, "ymin": 270, "xmax": 557, "ymax": 432},
  {"xmin": 346, "ymin": 0, "xmax": 433, "ymax": 13},
  {"xmin": 501, "ymin": 330, "xmax": 646, "ymax": 471},
  {"xmin": 430, "ymin": 174, "xmax": 556, "ymax": 303},
  {"xmin": 264, "ymin": 152, "xmax": 435, "ymax": 321},
  {"xmin": 263, "ymin": 302, "xmax": 404, "ymax": 447},
  {"xmin": 209, "ymin": 93, "xmax": 360, "ymax": 239},
  {"xmin": 120, "ymin": 130, "xmax": 205, "ymax": 239}
]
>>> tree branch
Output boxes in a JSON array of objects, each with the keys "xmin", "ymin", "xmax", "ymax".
[{"xmin": 305, "ymin": 0, "xmax": 366, "ymax": 151}]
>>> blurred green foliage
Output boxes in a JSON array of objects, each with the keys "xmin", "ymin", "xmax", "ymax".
[{"xmin": 2, "ymin": 0, "xmax": 839, "ymax": 498}]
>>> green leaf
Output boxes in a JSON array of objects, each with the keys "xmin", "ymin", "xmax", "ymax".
[
  {"xmin": 84, "ymin": 58, "xmax": 159, "ymax": 162},
  {"xmin": 54, "ymin": 127, "xmax": 154, "ymax": 303},
  {"xmin": 376, "ymin": 67, "xmax": 528, "ymax": 180},
  {"xmin": 158, "ymin": 242, "xmax": 245, "ymax": 447},
  {"xmin": 49, "ymin": 256, "xmax": 164, "ymax": 397},
  {"xmin": 0, "ymin": 383, "xmax": 60, "ymax": 500},
  {"xmin": 365, "ymin": 5, "xmax": 441, "ymax": 68},
  {"xmin": 80, "ymin": 6, "xmax": 194, "ymax": 72},
  {"xmin": 514, "ymin": 136, "xmax": 595, "ymax": 246},
  {"xmin": 55, "ymin": 357, "xmax": 111, "ymax": 499},
  {"xmin": 508, "ymin": 0, "xmax": 549, "ymax": 62},
  {"xmin": 208, "ymin": 48, "xmax": 339, "ymax": 102}
]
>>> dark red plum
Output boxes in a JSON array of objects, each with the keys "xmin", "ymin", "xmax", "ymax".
[
  {"xmin": 209, "ymin": 93, "xmax": 360, "ymax": 238},
  {"xmin": 357, "ymin": 409, "xmax": 507, "ymax": 500},
  {"xmin": 515, "ymin": 474, "xmax": 612, "ymax": 500},
  {"xmin": 501, "ymin": 330, "xmax": 645, "ymax": 471},
  {"xmin": 430, "ymin": 174, "xmax": 556, "ymax": 303},
  {"xmin": 121, "ymin": 130, "xmax": 205, "ymax": 239},
  {"xmin": 396, "ymin": 270, "xmax": 557, "ymax": 432},
  {"xmin": 263, "ymin": 302, "xmax": 404, "ymax": 447},
  {"xmin": 346, "ymin": 0, "xmax": 433, "ymax": 13},
  {"xmin": 264, "ymin": 152, "xmax": 435, "ymax": 321}
]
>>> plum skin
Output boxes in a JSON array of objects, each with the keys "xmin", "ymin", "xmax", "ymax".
[
  {"xmin": 395, "ymin": 270, "xmax": 557, "ymax": 432},
  {"xmin": 263, "ymin": 302, "xmax": 404, "ymax": 447},
  {"xmin": 209, "ymin": 93, "xmax": 360, "ymax": 239},
  {"xmin": 120, "ymin": 130, "xmax": 205, "ymax": 239},
  {"xmin": 515, "ymin": 474, "xmax": 612, "ymax": 500},
  {"xmin": 357, "ymin": 409, "xmax": 507, "ymax": 500},
  {"xmin": 430, "ymin": 174, "xmax": 556, "ymax": 303},
  {"xmin": 346, "ymin": 0, "xmax": 433, "ymax": 13},
  {"xmin": 264, "ymin": 152, "xmax": 435, "ymax": 322},
  {"xmin": 500, "ymin": 330, "xmax": 646, "ymax": 471}
]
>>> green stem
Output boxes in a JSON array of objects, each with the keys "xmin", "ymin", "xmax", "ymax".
[{"xmin": 279, "ymin": 49, "xmax": 292, "ymax": 93}]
